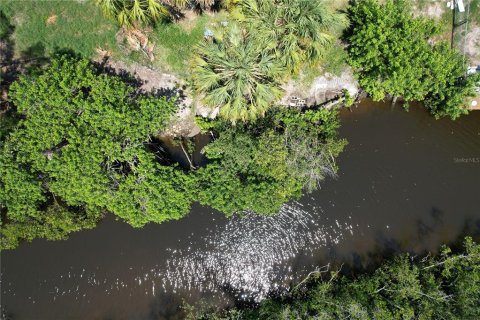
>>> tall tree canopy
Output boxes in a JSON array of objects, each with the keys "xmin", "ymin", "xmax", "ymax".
[
  {"xmin": 346, "ymin": 0, "xmax": 478, "ymax": 119},
  {"xmin": 0, "ymin": 55, "xmax": 193, "ymax": 248},
  {"xmin": 1, "ymin": 53, "xmax": 347, "ymax": 249},
  {"xmin": 195, "ymin": 107, "xmax": 346, "ymax": 214}
]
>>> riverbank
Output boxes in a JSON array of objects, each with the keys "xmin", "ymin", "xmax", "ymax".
[
  {"xmin": 96, "ymin": 55, "xmax": 360, "ymax": 137},
  {"xmin": 2, "ymin": 0, "xmax": 479, "ymax": 137},
  {"xmin": 191, "ymin": 237, "xmax": 480, "ymax": 319},
  {"xmin": 3, "ymin": 99, "xmax": 480, "ymax": 319},
  {"xmin": 1, "ymin": 1, "xmax": 480, "ymax": 316}
]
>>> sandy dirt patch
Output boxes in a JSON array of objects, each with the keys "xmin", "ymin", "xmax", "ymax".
[
  {"xmin": 425, "ymin": 2, "xmax": 445, "ymax": 19},
  {"xmin": 465, "ymin": 27, "xmax": 480, "ymax": 65}
]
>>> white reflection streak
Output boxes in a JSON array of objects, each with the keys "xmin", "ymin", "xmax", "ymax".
[
  {"xmin": 160, "ymin": 201, "xmax": 353, "ymax": 301},
  {"xmin": 41, "ymin": 201, "xmax": 356, "ymax": 303}
]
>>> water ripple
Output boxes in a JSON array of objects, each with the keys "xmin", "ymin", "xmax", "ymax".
[
  {"xmin": 160, "ymin": 201, "xmax": 354, "ymax": 301},
  {"xmin": 23, "ymin": 201, "xmax": 358, "ymax": 303}
]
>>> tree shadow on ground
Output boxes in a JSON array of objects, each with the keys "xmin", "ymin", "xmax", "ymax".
[
  {"xmin": 96, "ymin": 56, "xmax": 143, "ymax": 88},
  {"xmin": 1, "ymin": 11, "xmax": 49, "ymax": 112},
  {"xmin": 338, "ymin": 209, "xmax": 480, "ymax": 278},
  {"xmin": 20, "ymin": 42, "xmax": 46, "ymax": 61},
  {"xmin": 151, "ymin": 87, "xmax": 186, "ymax": 105},
  {"xmin": 95, "ymin": 56, "xmax": 187, "ymax": 104}
]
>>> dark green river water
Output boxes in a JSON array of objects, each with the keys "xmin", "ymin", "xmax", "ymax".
[{"xmin": 1, "ymin": 100, "xmax": 480, "ymax": 319}]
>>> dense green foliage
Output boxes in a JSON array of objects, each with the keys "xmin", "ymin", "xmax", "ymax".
[
  {"xmin": 1, "ymin": 56, "xmax": 345, "ymax": 248},
  {"xmin": 191, "ymin": 24, "xmax": 284, "ymax": 124},
  {"xmin": 347, "ymin": 0, "xmax": 438, "ymax": 102},
  {"xmin": 194, "ymin": 237, "xmax": 480, "ymax": 319},
  {"xmin": 425, "ymin": 57, "xmax": 480, "ymax": 119},
  {"xmin": 195, "ymin": 107, "xmax": 346, "ymax": 214},
  {"xmin": 3, "ymin": 0, "xmax": 477, "ymax": 256},
  {"xmin": 0, "ymin": 55, "xmax": 192, "ymax": 248},
  {"xmin": 95, "ymin": 0, "xmax": 235, "ymax": 27},
  {"xmin": 346, "ymin": 0, "xmax": 478, "ymax": 119}
]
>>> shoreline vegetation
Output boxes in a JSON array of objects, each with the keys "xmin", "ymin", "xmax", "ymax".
[
  {"xmin": 0, "ymin": 54, "xmax": 346, "ymax": 248},
  {"xmin": 0, "ymin": 1, "xmax": 479, "ymax": 249},
  {"xmin": 188, "ymin": 237, "xmax": 480, "ymax": 320},
  {"xmin": 1, "ymin": 0, "xmax": 480, "ymax": 318}
]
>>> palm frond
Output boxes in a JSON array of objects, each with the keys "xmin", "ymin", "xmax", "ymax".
[
  {"xmin": 240, "ymin": 0, "xmax": 347, "ymax": 74},
  {"xmin": 191, "ymin": 24, "xmax": 284, "ymax": 124}
]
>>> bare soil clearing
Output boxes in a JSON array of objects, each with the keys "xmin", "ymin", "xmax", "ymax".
[{"xmin": 465, "ymin": 26, "xmax": 480, "ymax": 65}]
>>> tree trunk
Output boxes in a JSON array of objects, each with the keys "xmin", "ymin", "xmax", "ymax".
[
  {"xmin": 180, "ymin": 141, "xmax": 196, "ymax": 170},
  {"xmin": 391, "ymin": 96, "xmax": 398, "ymax": 106}
]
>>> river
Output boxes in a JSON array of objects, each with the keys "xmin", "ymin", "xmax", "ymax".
[{"xmin": 1, "ymin": 100, "xmax": 480, "ymax": 319}]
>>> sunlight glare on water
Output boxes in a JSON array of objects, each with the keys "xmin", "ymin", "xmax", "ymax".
[
  {"xmin": 26, "ymin": 201, "xmax": 357, "ymax": 303},
  {"xmin": 160, "ymin": 200, "xmax": 356, "ymax": 301}
]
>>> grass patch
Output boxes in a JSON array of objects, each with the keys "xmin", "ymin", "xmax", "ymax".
[
  {"xmin": 470, "ymin": 0, "xmax": 480, "ymax": 25},
  {"xmin": 0, "ymin": 10, "xmax": 13, "ymax": 40},
  {"xmin": 152, "ymin": 17, "xmax": 208, "ymax": 75},
  {"xmin": 0, "ymin": 0, "xmax": 117, "ymax": 58},
  {"xmin": 433, "ymin": 6, "xmax": 454, "ymax": 42},
  {"xmin": 320, "ymin": 43, "xmax": 348, "ymax": 76},
  {"xmin": 114, "ymin": 13, "xmax": 222, "ymax": 76},
  {"xmin": 149, "ymin": 12, "xmax": 229, "ymax": 76},
  {"xmin": 291, "ymin": 43, "xmax": 349, "ymax": 90}
]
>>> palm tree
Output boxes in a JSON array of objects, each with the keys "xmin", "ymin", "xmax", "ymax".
[
  {"xmin": 96, "ymin": 0, "xmax": 169, "ymax": 28},
  {"xmin": 191, "ymin": 24, "xmax": 284, "ymax": 124},
  {"xmin": 164, "ymin": 0, "xmax": 216, "ymax": 10},
  {"xmin": 221, "ymin": 0, "xmax": 241, "ymax": 10},
  {"xmin": 96, "ymin": 0, "xmax": 227, "ymax": 27},
  {"xmin": 195, "ymin": 0, "xmax": 216, "ymax": 9},
  {"xmin": 240, "ymin": 0, "xmax": 347, "ymax": 74}
]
